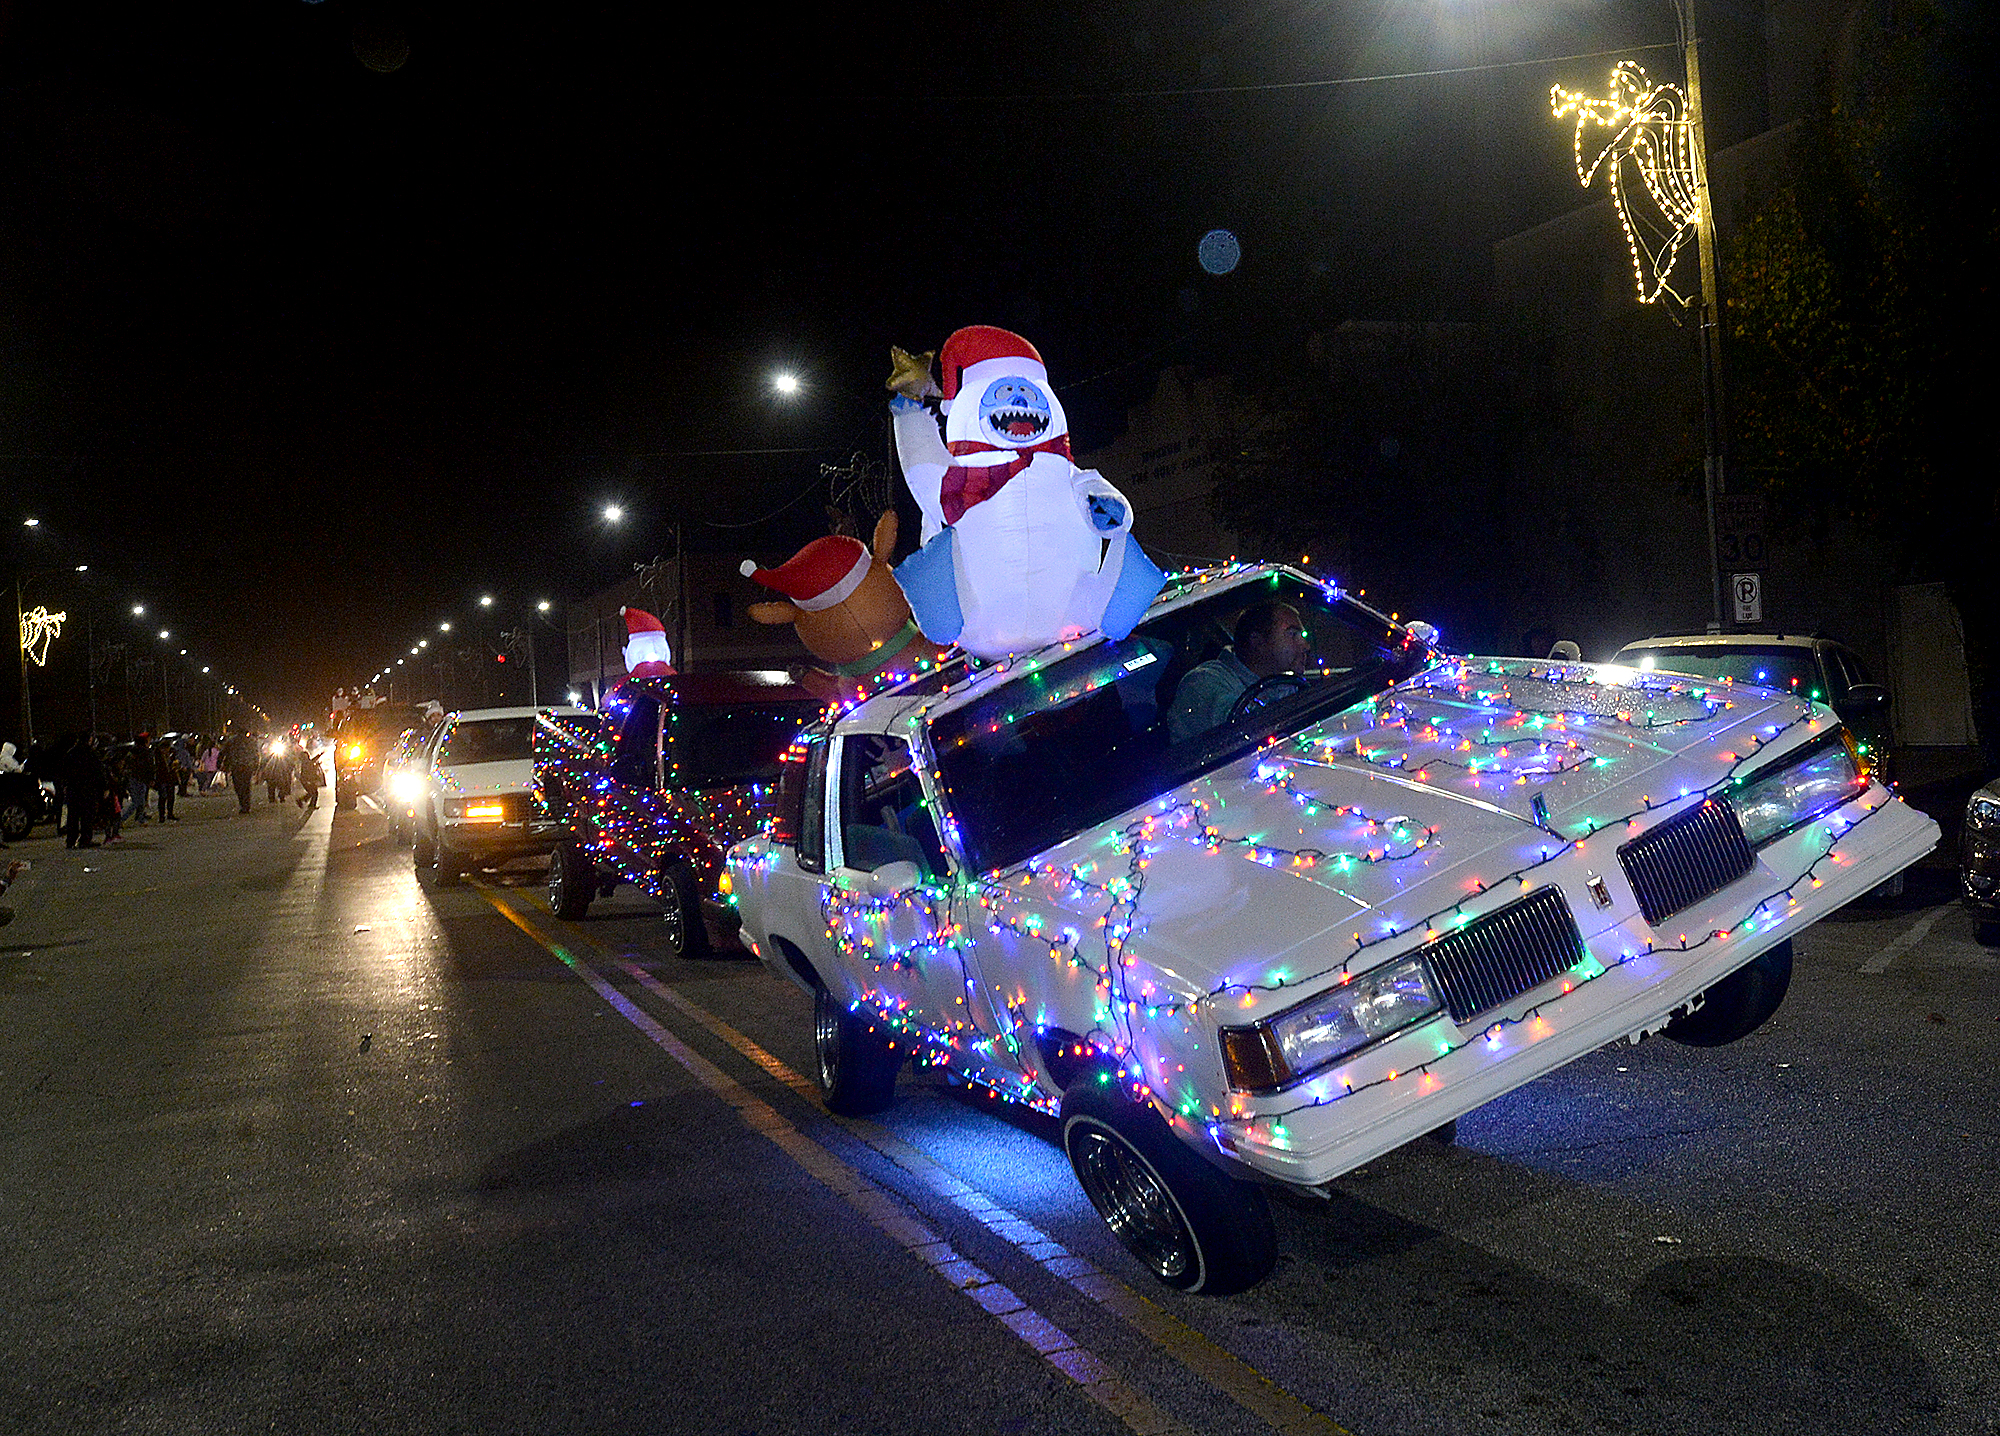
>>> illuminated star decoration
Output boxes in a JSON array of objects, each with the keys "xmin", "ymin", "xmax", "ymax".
[
  {"xmin": 1551, "ymin": 61, "xmax": 1701, "ymax": 304},
  {"xmin": 18, "ymin": 605, "xmax": 66, "ymax": 667}
]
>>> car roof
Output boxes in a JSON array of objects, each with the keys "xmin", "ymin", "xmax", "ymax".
[
  {"xmin": 839, "ymin": 560, "xmax": 1368, "ymax": 735},
  {"xmin": 626, "ymin": 672, "xmax": 820, "ymax": 707},
  {"xmin": 445, "ymin": 705, "xmax": 586, "ymax": 722},
  {"xmin": 1616, "ymin": 633, "xmax": 1827, "ymax": 651}
]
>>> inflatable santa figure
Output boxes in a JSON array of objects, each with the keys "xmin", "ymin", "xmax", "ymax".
[
  {"xmin": 620, "ymin": 606, "xmax": 676, "ymax": 679},
  {"xmin": 887, "ymin": 326, "xmax": 1164, "ymax": 659}
]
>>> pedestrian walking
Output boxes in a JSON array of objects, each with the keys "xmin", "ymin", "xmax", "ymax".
[
  {"xmin": 153, "ymin": 738, "xmax": 179, "ymax": 822},
  {"xmin": 60, "ymin": 735, "xmax": 106, "ymax": 849},
  {"xmin": 124, "ymin": 734, "xmax": 152, "ymax": 825},
  {"xmin": 222, "ymin": 724, "xmax": 258, "ymax": 814},
  {"xmin": 295, "ymin": 743, "xmax": 323, "ymax": 811},
  {"xmin": 199, "ymin": 739, "xmax": 221, "ymax": 792},
  {"xmin": 172, "ymin": 734, "xmax": 196, "ymax": 797}
]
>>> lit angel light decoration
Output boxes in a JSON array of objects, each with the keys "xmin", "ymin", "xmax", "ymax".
[
  {"xmin": 1551, "ymin": 60, "xmax": 1700, "ymax": 304},
  {"xmin": 19, "ymin": 605, "xmax": 66, "ymax": 667}
]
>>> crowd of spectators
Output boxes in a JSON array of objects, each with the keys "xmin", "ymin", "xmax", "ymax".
[{"xmin": 0, "ymin": 721, "xmax": 327, "ymax": 849}]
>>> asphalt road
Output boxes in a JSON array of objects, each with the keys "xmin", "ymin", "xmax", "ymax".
[{"xmin": 3, "ymin": 784, "xmax": 1996, "ymax": 1436}]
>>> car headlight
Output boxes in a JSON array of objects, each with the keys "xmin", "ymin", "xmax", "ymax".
[
  {"xmin": 1727, "ymin": 731, "xmax": 1869, "ymax": 848},
  {"xmin": 1220, "ymin": 955, "xmax": 1444, "ymax": 1093},
  {"xmin": 1968, "ymin": 793, "xmax": 2000, "ymax": 835},
  {"xmin": 388, "ymin": 772, "xmax": 423, "ymax": 804},
  {"xmin": 345, "ymin": 743, "xmax": 366, "ymax": 762}
]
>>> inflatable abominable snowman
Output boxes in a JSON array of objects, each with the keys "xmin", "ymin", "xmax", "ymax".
[{"xmin": 888, "ymin": 326, "xmax": 1165, "ymax": 660}]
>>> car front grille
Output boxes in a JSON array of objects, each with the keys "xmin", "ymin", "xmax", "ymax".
[
  {"xmin": 1419, "ymin": 885, "xmax": 1587, "ymax": 1025},
  {"xmin": 1616, "ymin": 797, "xmax": 1754, "ymax": 925}
]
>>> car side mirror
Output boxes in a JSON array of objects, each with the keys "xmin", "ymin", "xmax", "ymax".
[
  {"xmin": 1841, "ymin": 684, "xmax": 1891, "ymax": 713},
  {"xmin": 864, "ymin": 860, "xmax": 924, "ymax": 898}
]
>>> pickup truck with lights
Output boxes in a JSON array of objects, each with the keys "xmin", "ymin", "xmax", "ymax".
[
  {"xmin": 535, "ymin": 672, "xmax": 822, "ymax": 956},
  {"xmin": 726, "ymin": 561, "xmax": 1939, "ymax": 1294}
]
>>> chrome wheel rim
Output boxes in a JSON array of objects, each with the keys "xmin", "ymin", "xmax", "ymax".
[
  {"xmin": 659, "ymin": 890, "xmax": 686, "ymax": 953},
  {"xmin": 547, "ymin": 851, "xmax": 566, "ymax": 910},
  {"xmin": 1070, "ymin": 1125, "xmax": 1193, "ymax": 1280},
  {"xmin": 814, "ymin": 991, "xmax": 841, "ymax": 1093}
]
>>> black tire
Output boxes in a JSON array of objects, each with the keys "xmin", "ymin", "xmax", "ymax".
[
  {"xmin": 1976, "ymin": 920, "xmax": 2000, "ymax": 949},
  {"xmin": 1061, "ymin": 1077, "xmax": 1276, "ymax": 1295},
  {"xmin": 658, "ymin": 862, "xmax": 710, "ymax": 957},
  {"xmin": 548, "ymin": 841, "xmax": 594, "ymax": 920},
  {"xmin": 414, "ymin": 829, "xmax": 461, "ymax": 887},
  {"xmin": 1665, "ymin": 939, "xmax": 1793, "ymax": 1047},
  {"xmin": 0, "ymin": 801, "xmax": 30, "ymax": 841},
  {"xmin": 813, "ymin": 984, "xmax": 901, "ymax": 1115}
]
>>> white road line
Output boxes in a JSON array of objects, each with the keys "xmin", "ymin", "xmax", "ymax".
[
  {"xmin": 1858, "ymin": 906, "xmax": 1952, "ymax": 974},
  {"xmin": 477, "ymin": 893, "xmax": 1197, "ymax": 1436}
]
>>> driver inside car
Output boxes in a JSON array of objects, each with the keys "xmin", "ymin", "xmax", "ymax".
[{"xmin": 1166, "ymin": 601, "xmax": 1312, "ymax": 742}]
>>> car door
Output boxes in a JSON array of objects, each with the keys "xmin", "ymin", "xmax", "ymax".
[
  {"xmin": 595, "ymin": 692, "xmax": 666, "ymax": 884},
  {"xmin": 825, "ymin": 733, "xmax": 972, "ymax": 1044}
]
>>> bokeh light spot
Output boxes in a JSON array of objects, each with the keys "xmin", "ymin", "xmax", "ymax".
[{"xmin": 1197, "ymin": 229, "xmax": 1241, "ymax": 275}]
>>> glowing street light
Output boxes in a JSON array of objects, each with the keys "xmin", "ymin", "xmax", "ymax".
[
  {"xmin": 479, "ymin": 594, "xmax": 494, "ymax": 608},
  {"xmin": 21, "ymin": 517, "xmax": 39, "ymax": 528},
  {"xmin": 602, "ymin": 504, "xmax": 624, "ymax": 523},
  {"xmin": 418, "ymin": 639, "xmax": 429, "ymax": 649},
  {"xmin": 440, "ymin": 622, "xmax": 452, "ymax": 632},
  {"xmin": 132, "ymin": 604, "xmax": 146, "ymax": 616},
  {"xmin": 158, "ymin": 629, "xmax": 170, "ymax": 640},
  {"xmin": 536, "ymin": 600, "xmax": 551, "ymax": 613},
  {"xmin": 773, "ymin": 372, "xmax": 801, "ymax": 396}
]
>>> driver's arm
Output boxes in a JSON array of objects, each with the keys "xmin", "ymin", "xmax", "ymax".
[{"xmin": 1166, "ymin": 662, "xmax": 1243, "ymax": 744}]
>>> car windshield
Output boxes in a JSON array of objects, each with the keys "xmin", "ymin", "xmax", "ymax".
[
  {"xmin": 667, "ymin": 703, "xmax": 820, "ymax": 789},
  {"xmin": 437, "ymin": 717, "xmax": 535, "ymax": 766},
  {"xmin": 1621, "ymin": 647, "xmax": 1824, "ymax": 700},
  {"xmin": 929, "ymin": 572, "xmax": 1422, "ymax": 873}
]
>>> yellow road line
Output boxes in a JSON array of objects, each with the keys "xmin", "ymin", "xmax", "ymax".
[
  {"xmin": 476, "ymin": 886, "xmax": 1195, "ymax": 1436},
  {"xmin": 489, "ymin": 885, "xmax": 1352, "ymax": 1436}
]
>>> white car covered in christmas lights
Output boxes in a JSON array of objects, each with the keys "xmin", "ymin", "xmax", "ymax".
[{"xmin": 726, "ymin": 562, "xmax": 1939, "ymax": 1294}]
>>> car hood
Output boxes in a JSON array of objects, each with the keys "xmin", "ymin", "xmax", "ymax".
[
  {"xmin": 436, "ymin": 757, "xmax": 537, "ymax": 796},
  {"xmin": 1008, "ymin": 658, "xmax": 1802, "ymax": 996}
]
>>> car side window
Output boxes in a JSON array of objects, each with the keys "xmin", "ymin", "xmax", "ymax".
[
  {"xmin": 1816, "ymin": 646, "xmax": 1851, "ymax": 704},
  {"xmin": 837, "ymin": 735, "xmax": 946, "ymax": 877},
  {"xmin": 610, "ymin": 694, "xmax": 662, "ymax": 789},
  {"xmin": 798, "ymin": 732, "xmax": 830, "ymax": 874}
]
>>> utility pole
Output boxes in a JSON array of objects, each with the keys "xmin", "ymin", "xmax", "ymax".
[{"xmin": 1680, "ymin": 0, "xmax": 1729, "ymax": 631}]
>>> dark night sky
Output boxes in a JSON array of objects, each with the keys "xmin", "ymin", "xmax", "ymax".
[{"xmin": 1, "ymin": 1, "xmax": 1770, "ymax": 722}]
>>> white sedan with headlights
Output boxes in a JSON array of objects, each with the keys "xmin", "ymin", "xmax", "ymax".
[
  {"xmin": 727, "ymin": 561, "xmax": 1938, "ymax": 1294},
  {"xmin": 378, "ymin": 726, "xmax": 434, "ymax": 842},
  {"xmin": 411, "ymin": 705, "xmax": 585, "ymax": 887}
]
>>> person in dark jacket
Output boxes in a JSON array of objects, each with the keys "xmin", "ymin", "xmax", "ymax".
[
  {"xmin": 60, "ymin": 736, "xmax": 107, "ymax": 848},
  {"xmin": 153, "ymin": 739, "xmax": 179, "ymax": 822},
  {"xmin": 221, "ymin": 724, "xmax": 258, "ymax": 814},
  {"xmin": 295, "ymin": 741, "xmax": 323, "ymax": 811}
]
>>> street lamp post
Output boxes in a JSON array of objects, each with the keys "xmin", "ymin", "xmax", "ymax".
[
  {"xmin": 1678, "ymin": 0, "xmax": 1729, "ymax": 631},
  {"xmin": 1552, "ymin": 0, "xmax": 1728, "ymax": 628}
]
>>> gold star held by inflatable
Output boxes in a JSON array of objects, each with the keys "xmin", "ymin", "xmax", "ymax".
[{"xmin": 886, "ymin": 346, "xmax": 940, "ymax": 400}]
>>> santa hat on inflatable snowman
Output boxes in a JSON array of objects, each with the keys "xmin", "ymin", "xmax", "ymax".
[{"xmin": 620, "ymin": 606, "xmax": 676, "ymax": 679}]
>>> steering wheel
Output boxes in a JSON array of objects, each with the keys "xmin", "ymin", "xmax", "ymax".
[{"xmin": 1228, "ymin": 673, "xmax": 1310, "ymax": 722}]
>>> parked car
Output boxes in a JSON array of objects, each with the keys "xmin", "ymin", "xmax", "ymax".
[
  {"xmin": 1962, "ymin": 780, "xmax": 2000, "ymax": 944},
  {"xmin": 412, "ymin": 705, "xmax": 584, "ymax": 886},
  {"xmin": 0, "ymin": 769, "xmax": 56, "ymax": 841},
  {"xmin": 728, "ymin": 562, "xmax": 1939, "ymax": 1294},
  {"xmin": 332, "ymin": 703, "xmax": 427, "ymax": 810},
  {"xmin": 536, "ymin": 672, "xmax": 821, "ymax": 956},
  {"xmin": 377, "ymin": 725, "xmax": 434, "ymax": 841},
  {"xmin": 1610, "ymin": 633, "xmax": 1895, "ymax": 778}
]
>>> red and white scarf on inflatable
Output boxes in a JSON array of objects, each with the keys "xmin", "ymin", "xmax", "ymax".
[{"xmin": 941, "ymin": 434, "xmax": 1073, "ymax": 526}]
